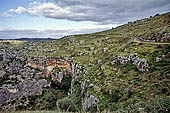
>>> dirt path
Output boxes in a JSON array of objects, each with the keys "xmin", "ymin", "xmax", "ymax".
[{"xmin": 134, "ymin": 37, "xmax": 170, "ymax": 45}]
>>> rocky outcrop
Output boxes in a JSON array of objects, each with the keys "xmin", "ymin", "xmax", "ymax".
[
  {"xmin": 0, "ymin": 46, "xmax": 51, "ymax": 111},
  {"xmin": 27, "ymin": 58, "xmax": 71, "ymax": 78},
  {"xmin": 70, "ymin": 62, "xmax": 87, "ymax": 95},
  {"xmin": 117, "ymin": 53, "xmax": 149, "ymax": 72},
  {"xmin": 0, "ymin": 79, "xmax": 48, "ymax": 110},
  {"xmin": 70, "ymin": 62, "xmax": 99, "ymax": 111}
]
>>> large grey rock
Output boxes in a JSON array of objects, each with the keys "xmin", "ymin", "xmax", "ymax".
[
  {"xmin": 0, "ymin": 70, "xmax": 6, "ymax": 78},
  {"xmin": 83, "ymin": 95, "xmax": 99, "ymax": 111}
]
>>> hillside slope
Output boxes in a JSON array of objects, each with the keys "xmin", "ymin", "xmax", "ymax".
[
  {"xmin": 26, "ymin": 12, "xmax": 170, "ymax": 112},
  {"xmin": 0, "ymin": 12, "xmax": 170, "ymax": 112}
]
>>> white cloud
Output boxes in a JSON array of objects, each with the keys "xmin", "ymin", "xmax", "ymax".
[
  {"xmin": 7, "ymin": 7, "xmax": 27, "ymax": 14},
  {"xmin": 15, "ymin": 7, "xmax": 27, "ymax": 14},
  {"xmin": 4, "ymin": 2, "xmax": 71, "ymax": 17},
  {"xmin": 3, "ymin": 0, "xmax": 170, "ymax": 24}
]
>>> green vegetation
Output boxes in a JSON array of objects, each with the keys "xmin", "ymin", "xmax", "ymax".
[
  {"xmin": 56, "ymin": 97, "xmax": 78, "ymax": 112},
  {"xmin": 9, "ymin": 111, "xmax": 59, "ymax": 113}
]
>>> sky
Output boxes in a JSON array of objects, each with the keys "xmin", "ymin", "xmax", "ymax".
[{"xmin": 0, "ymin": 0, "xmax": 170, "ymax": 39}]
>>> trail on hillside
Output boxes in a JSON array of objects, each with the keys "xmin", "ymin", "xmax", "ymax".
[{"xmin": 134, "ymin": 37, "xmax": 170, "ymax": 45}]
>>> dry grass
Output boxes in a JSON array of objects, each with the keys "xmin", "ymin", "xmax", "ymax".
[{"xmin": 7, "ymin": 110, "xmax": 59, "ymax": 113}]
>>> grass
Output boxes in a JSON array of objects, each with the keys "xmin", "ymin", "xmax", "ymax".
[{"xmin": 8, "ymin": 110, "xmax": 59, "ymax": 113}]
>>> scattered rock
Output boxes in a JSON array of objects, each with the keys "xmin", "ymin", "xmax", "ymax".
[
  {"xmin": 90, "ymin": 47, "xmax": 95, "ymax": 51},
  {"xmin": 156, "ymin": 57, "xmax": 162, "ymax": 62},
  {"xmin": 104, "ymin": 48, "xmax": 108, "ymax": 52}
]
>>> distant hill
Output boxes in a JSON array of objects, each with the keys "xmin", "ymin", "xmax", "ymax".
[{"xmin": 0, "ymin": 38, "xmax": 56, "ymax": 42}]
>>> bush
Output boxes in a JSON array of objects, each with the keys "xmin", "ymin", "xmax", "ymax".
[{"xmin": 56, "ymin": 97, "xmax": 78, "ymax": 112}]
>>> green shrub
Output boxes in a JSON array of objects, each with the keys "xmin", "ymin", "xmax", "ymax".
[
  {"xmin": 17, "ymin": 88, "xmax": 60, "ymax": 110},
  {"xmin": 58, "ymin": 76, "xmax": 72, "ymax": 92},
  {"xmin": 122, "ymin": 64, "xmax": 138, "ymax": 73},
  {"xmin": 110, "ymin": 90, "xmax": 120, "ymax": 103},
  {"xmin": 69, "ymin": 80, "xmax": 83, "ymax": 110},
  {"xmin": 56, "ymin": 97, "xmax": 78, "ymax": 112}
]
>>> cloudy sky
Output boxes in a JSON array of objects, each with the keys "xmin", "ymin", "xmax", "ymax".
[{"xmin": 0, "ymin": 0, "xmax": 170, "ymax": 39}]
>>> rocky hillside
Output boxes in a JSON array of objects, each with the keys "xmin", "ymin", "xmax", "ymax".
[{"xmin": 0, "ymin": 12, "xmax": 170, "ymax": 112}]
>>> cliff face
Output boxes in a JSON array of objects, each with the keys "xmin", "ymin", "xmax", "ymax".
[{"xmin": 0, "ymin": 12, "xmax": 170, "ymax": 112}]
